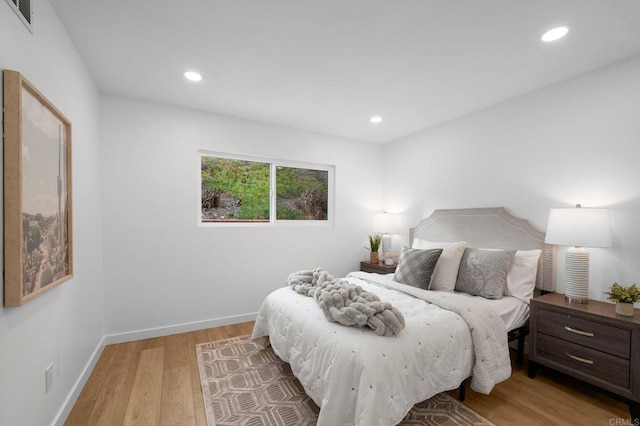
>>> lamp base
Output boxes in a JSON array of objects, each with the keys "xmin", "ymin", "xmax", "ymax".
[
  {"xmin": 564, "ymin": 295, "xmax": 588, "ymax": 304},
  {"xmin": 564, "ymin": 247, "xmax": 590, "ymax": 304},
  {"xmin": 380, "ymin": 233, "xmax": 391, "ymax": 256}
]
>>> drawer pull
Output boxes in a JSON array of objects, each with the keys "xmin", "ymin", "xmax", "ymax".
[
  {"xmin": 564, "ymin": 326, "xmax": 594, "ymax": 337},
  {"xmin": 565, "ymin": 352, "xmax": 594, "ymax": 365}
]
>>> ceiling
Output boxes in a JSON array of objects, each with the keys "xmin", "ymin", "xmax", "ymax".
[{"xmin": 50, "ymin": 0, "xmax": 640, "ymax": 143}]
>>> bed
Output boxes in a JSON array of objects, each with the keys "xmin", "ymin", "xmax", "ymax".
[{"xmin": 252, "ymin": 207, "xmax": 555, "ymax": 426}]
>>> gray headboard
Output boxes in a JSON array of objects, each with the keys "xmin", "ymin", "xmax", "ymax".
[{"xmin": 409, "ymin": 207, "xmax": 555, "ymax": 292}]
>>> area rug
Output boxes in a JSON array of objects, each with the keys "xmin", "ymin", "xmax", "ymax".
[{"xmin": 196, "ymin": 335, "xmax": 494, "ymax": 426}]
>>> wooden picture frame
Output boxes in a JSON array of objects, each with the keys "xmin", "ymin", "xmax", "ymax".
[{"xmin": 3, "ymin": 70, "xmax": 73, "ymax": 307}]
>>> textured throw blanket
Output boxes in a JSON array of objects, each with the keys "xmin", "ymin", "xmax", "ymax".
[{"xmin": 287, "ymin": 268, "xmax": 405, "ymax": 336}]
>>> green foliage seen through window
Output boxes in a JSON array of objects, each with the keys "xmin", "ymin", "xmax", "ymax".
[{"xmin": 201, "ymin": 156, "xmax": 329, "ymax": 222}]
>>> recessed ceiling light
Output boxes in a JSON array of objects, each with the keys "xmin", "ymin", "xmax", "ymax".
[
  {"xmin": 541, "ymin": 26, "xmax": 569, "ymax": 43},
  {"xmin": 183, "ymin": 71, "xmax": 202, "ymax": 82},
  {"xmin": 370, "ymin": 116, "xmax": 383, "ymax": 124}
]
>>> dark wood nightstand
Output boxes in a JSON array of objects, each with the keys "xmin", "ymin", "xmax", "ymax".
[
  {"xmin": 528, "ymin": 293, "xmax": 640, "ymax": 421},
  {"xmin": 360, "ymin": 261, "xmax": 396, "ymax": 274}
]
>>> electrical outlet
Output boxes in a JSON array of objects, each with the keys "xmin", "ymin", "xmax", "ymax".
[{"xmin": 45, "ymin": 363, "xmax": 53, "ymax": 393}]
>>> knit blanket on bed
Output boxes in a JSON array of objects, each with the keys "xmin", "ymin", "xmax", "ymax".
[{"xmin": 287, "ymin": 268, "xmax": 405, "ymax": 337}]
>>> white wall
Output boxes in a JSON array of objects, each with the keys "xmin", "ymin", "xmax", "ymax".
[
  {"xmin": 100, "ymin": 96, "xmax": 383, "ymax": 337},
  {"xmin": 0, "ymin": 1, "xmax": 104, "ymax": 425},
  {"xmin": 383, "ymin": 53, "xmax": 640, "ymax": 302}
]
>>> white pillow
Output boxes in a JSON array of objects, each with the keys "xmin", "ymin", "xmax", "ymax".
[
  {"xmin": 505, "ymin": 249, "xmax": 541, "ymax": 303},
  {"xmin": 411, "ymin": 239, "xmax": 468, "ymax": 291}
]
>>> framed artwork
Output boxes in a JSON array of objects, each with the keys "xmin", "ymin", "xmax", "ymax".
[{"xmin": 3, "ymin": 70, "xmax": 73, "ymax": 307}]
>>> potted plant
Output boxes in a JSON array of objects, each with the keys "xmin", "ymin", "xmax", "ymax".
[
  {"xmin": 604, "ymin": 282, "xmax": 639, "ymax": 316},
  {"xmin": 367, "ymin": 234, "xmax": 382, "ymax": 264}
]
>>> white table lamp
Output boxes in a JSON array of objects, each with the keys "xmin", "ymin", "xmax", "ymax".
[
  {"xmin": 545, "ymin": 205, "xmax": 611, "ymax": 303},
  {"xmin": 373, "ymin": 212, "xmax": 401, "ymax": 255}
]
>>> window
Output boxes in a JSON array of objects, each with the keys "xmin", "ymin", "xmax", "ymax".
[
  {"xmin": 5, "ymin": 0, "xmax": 32, "ymax": 31},
  {"xmin": 201, "ymin": 156, "xmax": 270, "ymax": 222},
  {"xmin": 276, "ymin": 166, "xmax": 329, "ymax": 220},
  {"xmin": 200, "ymin": 152, "xmax": 333, "ymax": 225}
]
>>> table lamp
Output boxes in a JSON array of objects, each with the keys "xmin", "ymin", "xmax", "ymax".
[
  {"xmin": 373, "ymin": 212, "xmax": 401, "ymax": 257},
  {"xmin": 544, "ymin": 204, "xmax": 611, "ymax": 303}
]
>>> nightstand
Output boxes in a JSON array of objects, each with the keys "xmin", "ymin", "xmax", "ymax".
[
  {"xmin": 528, "ymin": 293, "xmax": 640, "ymax": 421},
  {"xmin": 360, "ymin": 261, "xmax": 396, "ymax": 274}
]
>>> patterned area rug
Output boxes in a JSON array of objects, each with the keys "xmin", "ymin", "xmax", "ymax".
[{"xmin": 196, "ymin": 335, "xmax": 494, "ymax": 426}]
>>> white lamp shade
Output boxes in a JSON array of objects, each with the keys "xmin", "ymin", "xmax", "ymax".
[
  {"xmin": 373, "ymin": 213, "xmax": 401, "ymax": 234},
  {"xmin": 545, "ymin": 207, "xmax": 611, "ymax": 248}
]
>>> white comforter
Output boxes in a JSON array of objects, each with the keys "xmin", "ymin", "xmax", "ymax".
[{"xmin": 251, "ymin": 272, "xmax": 511, "ymax": 426}]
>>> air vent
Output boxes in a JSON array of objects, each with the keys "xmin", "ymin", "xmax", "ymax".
[{"xmin": 5, "ymin": 0, "xmax": 32, "ymax": 31}]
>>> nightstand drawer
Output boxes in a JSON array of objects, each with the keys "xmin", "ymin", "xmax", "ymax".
[
  {"xmin": 537, "ymin": 309, "xmax": 631, "ymax": 358},
  {"xmin": 537, "ymin": 333, "xmax": 630, "ymax": 389}
]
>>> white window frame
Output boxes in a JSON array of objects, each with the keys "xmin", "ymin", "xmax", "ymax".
[
  {"xmin": 198, "ymin": 150, "xmax": 334, "ymax": 227},
  {"xmin": 4, "ymin": 0, "xmax": 33, "ymax": 33}
]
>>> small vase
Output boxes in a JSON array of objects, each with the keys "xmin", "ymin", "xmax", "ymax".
[
  {"xmin": 370, "ymin": 251, "xmax": 379, "ymax": 264},
  {"xmin": 616, "ymin": 302, "xmax": 634, "ymax": 317}
]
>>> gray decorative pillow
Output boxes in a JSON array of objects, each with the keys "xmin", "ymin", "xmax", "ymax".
[
  {"xmin": 455, "ymin": 248, "xmax": 516, "ymax": 299},
  {"xmin": 393, "ymin": 247, "xmax": 443, "ymax": 289}
]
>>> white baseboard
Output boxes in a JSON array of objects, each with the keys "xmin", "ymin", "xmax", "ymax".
[
  {"xmin": 53, "ymin": 312, "xmax": 257, "ymax": 425},
  {"xmin": 103, "ymin": 312, "xmax": 258, "ymax": 345},
  {"xmin": 53, "ymin": 335, "xmax": 107, "ymax": 426}
]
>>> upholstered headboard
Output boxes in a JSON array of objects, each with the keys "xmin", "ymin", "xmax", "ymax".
[{"xmin": 409, "ymin": 207, "xmax": 555, "ymax": 292}]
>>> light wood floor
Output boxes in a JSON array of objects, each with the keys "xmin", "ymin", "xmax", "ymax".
[{"xmin": 66, "ymin": 321, "xmax": 630, "ymax": 425}]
